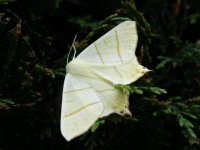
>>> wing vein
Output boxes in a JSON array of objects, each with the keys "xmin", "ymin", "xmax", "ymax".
[
  {"xmin": 94, "ymin": 44, "xmax": 105, "ymax": 65},
  {"xmin": 64, "ymin": 87, "xmax": 91, "ymax": 94},
  {"xmin": 97, "ymin": 89, "xmax": 116, "ymax": 92},
  {"xmin": 113, "ymin": 66, "xmax": 123, "ymax": 80},
  {"xmin": 63, "ymin": 101, "xmax": 101, "ymax": 118},
  {"xmin": 115, "ymin": 29, "xmax": 123, "ymax": 64}
]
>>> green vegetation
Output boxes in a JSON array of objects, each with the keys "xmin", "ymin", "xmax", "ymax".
[{"xmin": 0, "ymin": 0, "xmax": 199, "ymax": 149}]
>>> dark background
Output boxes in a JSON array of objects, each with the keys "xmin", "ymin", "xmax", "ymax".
[{"xmin": 0, "ymin": 0, "xmax": 200, "ymax": 150}]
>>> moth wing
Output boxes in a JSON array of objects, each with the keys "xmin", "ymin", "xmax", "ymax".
[
  {"xmin": 60, "ymin": 74, "xmax": 103, "ymax": 141},
  {"xmin": 68, "ymin": 57, "xmax": 149, "ymax": 85},
  {"xmin": 61, "ymin": 20, "xmax": 149, "ymax": 141},
  {"xmin": 66, "ymin": 60, "xmax": 132, "ymax": 118},
  {"xmin": 89, "ymin": 60, "xmax": 150, "ymax": 85},
  {"xmin": 71, "ymin": 74, "xmax": 131, "ymax": 118},
  {"xmin": 77, "ymin": 21, "xmax": 138, "ymax": 66}
]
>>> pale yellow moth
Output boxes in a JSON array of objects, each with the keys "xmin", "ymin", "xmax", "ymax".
[{"xmin": 60, "ymin": 21, "xmax": 149, "ymax": 141}]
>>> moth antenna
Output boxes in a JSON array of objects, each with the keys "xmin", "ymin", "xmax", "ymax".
[
  {"xmin": 67, "ymin": 34, "xmax": 77, "ymax": 64},
  {"xmin": 67, "ymin": 45, "xmax": 73, "ymax": 64},
  {"xmin": 72, "ymin": 45, "xmax": 77, "ymax": 60}
]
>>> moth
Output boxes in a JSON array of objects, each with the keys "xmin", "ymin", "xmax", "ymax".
[{"xmin": 60, "ymin": 21, "xmax": 149, "ymax": 141}]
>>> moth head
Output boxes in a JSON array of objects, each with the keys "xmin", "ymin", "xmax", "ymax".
[{"xmin": 66, "ymin": 59, "xmax": 90, "ymax": 76}]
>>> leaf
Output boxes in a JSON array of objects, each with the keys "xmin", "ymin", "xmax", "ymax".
[
  {"xmin": 50, "ymin": 68, "xmax": 66, "ymax": 78},
  {"xmin": 178, "ymin": 116, "xmax": 194, "ymax": 128},
  {"xmin": 178, "ymin": 115, "xmax": 198, "ymax": 139},
  {"xmin": 149, "ymin": 87, "xmax": 167, "ymax": 94},
  {"xmin": 133, "ymin": 88, "xmax": 144, "ymax": 94},
  {"xmin": 114, "ymin": 84, "xmax": 131, "ymax": 95},
  {"xmin": 0, "ymin": 98, "xmax": 15, "ymax": 105},
  {"xmin": 168, "ymin": 96, "xmax": 182, "ymax": 101},
  {"xmin": 139, "ymin": 86, "xmax": 167, "ymax": 95},
  {"xmin": 156, "ymin": 56, "xmax": 173, "ymax": 69},
  {"xmin": 115, "ymin": 84, "xmax": 144, "ymax": 95},
  {"xmin": 115, "ymin": 85, "xmax": 167, "ymax": 96},
  {"xmin": 187, "ymin": 128, "xmax": 197, "ymax": 139},
  {"xmin": 91, "ymin": 120, "xmax": 105, "ymax": 133},
  {"xmin": 111, "ymin": 17, "xmax": 132, "ymax": 22},
  {"xmin": 0, "ymin": 0, "xmax": 16, "ymax": 4},
  {"xmin": 181, "ymin": 111, "xmax": 198, "ymax": 119}
]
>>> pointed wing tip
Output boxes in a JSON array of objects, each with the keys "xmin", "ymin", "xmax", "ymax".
[
  {"xmin": 60, "ymin": 127, "xmax": 78, "ymax": 142},
  {"xmin": 145, "ymin": 68, "xmax": 153, "ymax": 73},
  {"xmin": 123, "ymin": 108, "xmax": 132, "ymax": 116},
  {"xmin": 60, "ymin": 133, "xmax": 71, "ymax": 142},
  {"xmin": 60, "ymin": 119, "xmax": 80, "ymax": 142},
  {"xmin": 60, "ymin": 102, "xmax": 104, "ymax": 142},
  {"xmin": 120, "ymin": 20, "xmax": 136, "ymax": 26}
]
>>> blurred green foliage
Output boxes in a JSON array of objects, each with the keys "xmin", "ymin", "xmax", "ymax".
[{"xmin": 0, "ymin": 0, "xmax": 200, "ymax": 150}]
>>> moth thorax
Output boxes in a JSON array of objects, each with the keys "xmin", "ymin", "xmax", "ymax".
[{"xmin": 66, "ymin": 59, "xmax": 89, "ymax": 75}]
